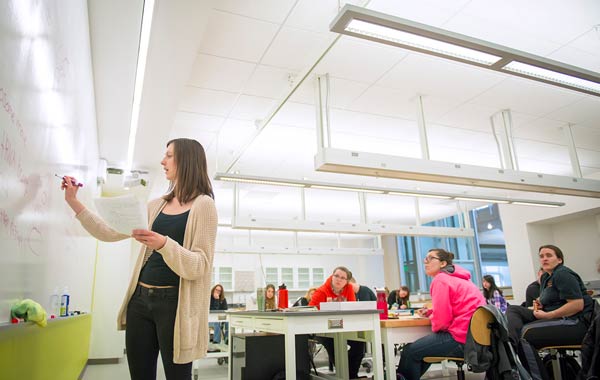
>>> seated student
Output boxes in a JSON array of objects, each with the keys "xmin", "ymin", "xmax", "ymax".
[
  {"xmin": 309, "ymin": 266, "xmax": 365, "ymax": 380},
  {"xmin": 397, "ymin": 249, "xmax": 486, "ymax": 380},
  {"xmin": 293, "ymin": 287, "xmax": 317, "ymax": 307},
  {"xmin": 482, "ymin": 275, "xmax": 508, "ymax": 313},
  {"xmin": 209, "ymin": 284, "xmax": 228, "ymax": 344},
  {"xmin": 349, "ymin": 277, "xmax": 377, "ymax": 301},
  {"xmin": 522, "ymin": 267, "xmax": 543, "ymax": 307},
  {"xmin": 506, "ymin": 245, "xmax": 593, "ymax": 373},
  {"xmin": 388, "ymin": 286, "xmax": 411, "ymax": 309},
  {"xmin": 265, "ymin": 284, "xmax": 276, "ymax": 310}
]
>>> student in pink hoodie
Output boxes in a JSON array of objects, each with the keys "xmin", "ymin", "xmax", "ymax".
[{"xmin": 397, "ymin": 248, "xmax": 486, "ymax": 380}]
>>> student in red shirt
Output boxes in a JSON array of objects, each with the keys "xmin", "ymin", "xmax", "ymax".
[
  {"xmin": 310, "ymin": 266, "xmax": 356, "ymax": 308},
  {"xmin": 309, "ymin": 267, "xmax": 365, "ymax": 379}
]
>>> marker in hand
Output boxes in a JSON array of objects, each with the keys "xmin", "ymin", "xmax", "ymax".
[{"xmin": 55, "ymin": 174, "xmax": 83, "ymax": 187}]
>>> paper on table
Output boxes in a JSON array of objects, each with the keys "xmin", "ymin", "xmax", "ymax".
[{"xmin": 93, "ymin": 195, "xmax": 148, "ymax": 235}]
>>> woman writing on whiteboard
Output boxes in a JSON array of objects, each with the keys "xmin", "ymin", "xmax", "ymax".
[{"xmin": 60, "ymin": 138, "xmax": 217, "ymax": 380}]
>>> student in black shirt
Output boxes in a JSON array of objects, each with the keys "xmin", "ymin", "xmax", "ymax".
[
  {"xmin": 209, "ymin": 284, "xmax": 228, "ymax": 344},
  {"xmin": 507, "ymin": 245, "xmax": 593, "ymax": 366}
]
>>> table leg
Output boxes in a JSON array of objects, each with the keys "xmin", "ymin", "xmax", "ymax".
[
  {"xmin": 333, "ymin": 333, "xmax": 349, "ymax": 379},
  {"xmin": 284, "ymin": 333, "xmax": 297, "ymax": 380},
  {"xmin": 368, "ymin": 320, "xmax": 384, "ymax": 380},
  {"xmin": 227, "ymin": 325, "xmax": 234, "ymax": 380},
  {"xmin": 382, "ymin": 328, "xmax": 396, "ymax": 380}
]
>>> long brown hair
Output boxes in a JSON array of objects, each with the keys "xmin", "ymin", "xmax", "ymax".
[
  {"xmin": 163, "ymin": 138, "xmax": 214, "ymax": 204},
  {"xmin": 211, "ymin": 284, "xmax": 225, "ymax": 301}
]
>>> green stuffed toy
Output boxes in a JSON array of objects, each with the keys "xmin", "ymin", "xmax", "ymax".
[{"xmin": 11, "ymin": 299, "xmax": 48, "ymax": 327}]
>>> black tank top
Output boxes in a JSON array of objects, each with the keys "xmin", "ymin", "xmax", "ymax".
[{"xmin": 138, "ymin": 210, "xmax": 189, "ymax": 286}]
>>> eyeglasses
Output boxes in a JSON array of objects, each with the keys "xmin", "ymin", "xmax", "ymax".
[
  {"xmin": 424, "ymin": 256, "xmax": 441, "ymax": 263},
  {"xmin": 332, "ymin": 274, "xmax": 348, "ymax": 281}
]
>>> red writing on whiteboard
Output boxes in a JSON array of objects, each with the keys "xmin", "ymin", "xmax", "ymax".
[
  {"xmin": 0, "ymin": 88, "xmax": 27, "ymax": 145},
  {"xmin": 0, "ymin": 131, "xmax": 23, "ymax": 178},
  {"xmin": 0, "ymin": 208, "xmax": 24, "ymax": 247},
  {"xmin": 54, "ymin": 57, "xmax": 70, "ymax": 87},
  {"xmin": 0, "ymin": 208, "xmax": 42, "ymax": 256}
]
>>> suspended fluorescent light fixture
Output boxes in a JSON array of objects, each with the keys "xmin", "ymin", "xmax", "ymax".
[
  {"xmin": 214, "ymin": 173, "xmax": 565, "ymax": 207},
  {"xmin": 454, "ymin": 196, "xmax": 509, "ymax": 204},
  {"xmin": 510, "ymin": 201, "xmax": 561, "ymax": 208},
  {"xmin": 330, "ymin": 5, "xmax": 600, "ymax": 96},
  {"xmin": 388, "ymin": 191, "xmax": 451, "ymax": 199},
  {"xmin": 310, "ymin": 184, "xmax": 384, "ymax": 194},
  {"xmin": 346, "ymin": 19, "xmax": 502, "ymax": 66},
  {"xmin": 218, "ymin": 176, "xmax": 305, "ymax": 188}
]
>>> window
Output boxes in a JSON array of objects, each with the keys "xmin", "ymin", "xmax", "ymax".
[
  {"xmin": 472, "ymin": 204, "xmax": 511, "ymax": 286},
  {"xmin": 312, "ymin": 268, "xmax": 324, "ymax": 286},
  {"xmin": 281, "ymin": 267, "xmax": 294, "ymax": 288},
  {"xmin": 298, "ymin": 268, "xmax": 310, "ymax": 288},
  {"xmin": 265, "ymin": 267, "xmax": 278, "ymax": 286},
  {"xmin": 218, "ymin": 267, "xmax": 233, "ymax": 290},
  {"xmin": 397, "ymin": 207, "xmax": 509, "ymax": 293}
]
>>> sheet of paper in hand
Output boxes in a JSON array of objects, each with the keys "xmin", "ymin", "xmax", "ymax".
[{"xmin": 93, "ymin": 195, "xmax": 148, "ymax": 235}]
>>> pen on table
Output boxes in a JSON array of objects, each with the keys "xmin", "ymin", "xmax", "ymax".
[{"xmin": 55, "ymin": 174, "xmax": 84, "ymax": 187}]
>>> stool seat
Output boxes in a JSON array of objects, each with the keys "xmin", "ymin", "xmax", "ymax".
[
  {"xmin": 423, "ymin": 356, "xmax": 464, "ymax": 363},
  {"xmin": 538, "ymin": 345, "xmax": 581, "ymax": 351},
  {"xmin": 422, "ymin": 356, "xmax": 465, "ymax": 380}
]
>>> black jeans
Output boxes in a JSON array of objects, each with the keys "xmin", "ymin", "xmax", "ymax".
[
  {"xmin": 506, "ymin": 305, "xmax": 588, "ymax": 348},
  {"xmin": 315, "ymin": 336, "xmax": 365, "ymax": 379},
  {"xmin": 126, "ymin": 285, "xmax": 192, "ymax": 380}
]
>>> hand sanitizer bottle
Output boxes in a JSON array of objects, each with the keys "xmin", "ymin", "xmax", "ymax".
[
  {"xmin": 50, "ymin": 287, "xmax": 60, "ymax": 318},
  {"xmin": 60, "ymin": 287, "xmax": 70, "ymax": 317}
]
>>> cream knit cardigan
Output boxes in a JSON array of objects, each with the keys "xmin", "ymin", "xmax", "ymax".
[{"xmin": 75, "ymin": 195, "xmax": 217, "ymax": 363}]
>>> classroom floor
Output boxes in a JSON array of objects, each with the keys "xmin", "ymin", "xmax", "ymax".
[{"xmin": 82, "ymin": 349, "xmax": 486, "ymax": 380}]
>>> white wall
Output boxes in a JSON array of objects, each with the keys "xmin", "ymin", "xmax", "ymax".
[{"xmin": 500, "ymin": 196, "xmax": 600, "ymax": 304}]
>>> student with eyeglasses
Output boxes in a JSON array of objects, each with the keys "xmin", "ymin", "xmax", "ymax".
[
  {"xmin": 310, "ymin": 267, "xmax": 366, "ymax": 379},
  {"xmin": 397, "ymin": 249, "xmax": 486, "ymax": 380}
]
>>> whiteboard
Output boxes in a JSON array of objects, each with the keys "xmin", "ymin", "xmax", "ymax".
[{"xmin": 0, "ymin": 1, "xmax": 100, "ymax": 322}]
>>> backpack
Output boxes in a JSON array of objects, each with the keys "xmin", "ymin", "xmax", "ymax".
[{"xmin": 465, "ymin": 304, "xmax": 532, "ymax": 380}]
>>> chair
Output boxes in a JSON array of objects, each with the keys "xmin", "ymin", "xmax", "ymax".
[
  {"xmin": 537, "ymin": 344, "xmax": 581, "ymax": 380},
  {"xmin": 423, "ymin": 307, "xmax": 494, "ymax": 380}
]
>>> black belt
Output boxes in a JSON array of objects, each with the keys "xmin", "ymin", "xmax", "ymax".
[{"xmin": 135, "ymin": 284, "xmax": 178, "ymax": 297}]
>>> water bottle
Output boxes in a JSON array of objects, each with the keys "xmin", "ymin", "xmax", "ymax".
[
  {"xmin": 376, "ymin": 288, "xmax": 388, "ymax": 320},
  {"xmin": 256, "ymin": 287, "xmax": 265, "ymax": 311},
  {"xmin": 60, "ymin": 286, "xmax": 70, "ymax": 317},
  {"xmin": 277, "ymin": 283, "xmax": 288, "ymax": 309},
  {"xmin": 49, "ymin": 287, "xmax": 60, "ymax": 317}
]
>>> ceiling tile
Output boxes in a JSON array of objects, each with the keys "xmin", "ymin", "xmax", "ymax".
[
  {"xmin": 286, "ymin": 0, "xmax": 357, "ymax": 34},
  {"xmin": 172, "ymin": 111, "xmax": 224, "ymax": 133},
  {"xmin": 350, "ymin": 85, "xmax": 417, "ymax": 119},
  {"xmin": 548, "ymin": 45, "xmax": 600, "ymax": 74},
  {"xmin": 378, "ymin": 53, "xmax": 505, "ymax": 102},
  {"xmin": 261, "ymin": 26, "xmax": 334, "ymax": 71},
  {"xmin": 270, "ymin": 101, "xmax": 316, "ymax": 128},
  {"xmin": 511, "ymin": 117, "xmax": 566, "ymax": 145},
  {"xmin": 228, "ymin": 94, "xmax": 277, "ymax": 121},
  {"xmin": 179, "ymin": 87, "xmax": 238, "ymax": 116},
  {"xmin": 369, "ymin": 0, "xmax": 472, "ymax": 26},
  {"xmin": 198, "ymin": 10, "xmax": 279, "ymax": 62},
  {"xmin": 213, "ymin": 0, "xmax": 297, "ymax": 23},
  {"xmin": 290, "ymin": 76, "xmax": 369, "ymax": 108},
  {"xmin": 330, "ymin": 108, "xmax": 418, "ymax": 141},
  {"xmin": 544, "ymin": 96, "xmax": 600, "ymax": 127},
  {"xmin": 572, "ymin": 126, "xmax": 600, "ymax": 152},
  {"xmin": 314, "ymin": 38, "xmax": 407, "ymax": 84},
  {"xmin": 470, "ymin": 77, "xmax": 585, "ymax": 117},
  {"xmin": 188, "ymin": 54, "xmax": 255, "ymax": 93},
  {"xmin": 243, "ymin": 65, "xmax": 295, "ymax": 98}
]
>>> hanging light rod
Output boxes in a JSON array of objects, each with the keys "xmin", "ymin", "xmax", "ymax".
[
  {"xmin": 214, "ymin": 173, "xmax": 564, "ymax": 207},
  {"xmin": 330, "ymin": 5, "xmax": 600, "ymax": 97}
]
